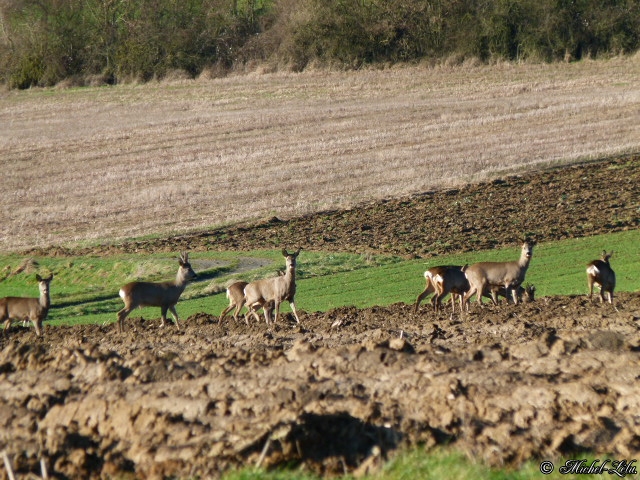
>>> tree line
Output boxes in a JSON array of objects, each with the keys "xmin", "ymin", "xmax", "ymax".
[{"xmin": 1, "ymin": 0, "xmax": 638, "ymax": 89}]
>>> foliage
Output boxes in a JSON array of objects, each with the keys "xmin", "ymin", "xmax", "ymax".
[{"xmin": 0, "ymin": 0, "xmax": 639, "ymax": 87}]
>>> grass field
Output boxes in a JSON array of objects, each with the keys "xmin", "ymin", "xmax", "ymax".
[
  {"xmin": 1, "ymin": 56, "xmax": 639, "ymax": 252},
  {"xmin": 1, "ymin": 229, "xmax": 637, "ymax": 328},
  {"xmin": 224, "ymin": 448, "xmax": 611, "ymax": 480}
]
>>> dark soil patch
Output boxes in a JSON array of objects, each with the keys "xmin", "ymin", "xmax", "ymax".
[{"xmin": 24, "ymin": 155, "xmax": 640, "ymax": 258}]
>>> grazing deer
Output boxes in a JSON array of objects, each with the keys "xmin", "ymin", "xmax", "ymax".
[
  {"xmin": 414, "ymin": 265, "xmax": 469, "ymax": 313},
  {"xmin": 0, "ymin": 274, "xmax": 53, "ymax": 336},
  {"xmin": 463, "ymin": 240, "xmax": 536, "ymax": 307},
  {"xmin": 116, "ymin": 252, "xmax": 197, "ymax": 333},
  {"xmin": 243, "ymin": 248, "xmax": 301, "ymax": 324},
  {"xmin": 488, "ymin": 283, "xmax": 536, "ymax": 305},
  {"xmin": 586, "ymin": 250, "xmax": 616, "ymax": 304}
]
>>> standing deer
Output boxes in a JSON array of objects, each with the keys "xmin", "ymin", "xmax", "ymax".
[
  {"xmin": 243, "ymin": 248, "xmax": 301, "ymax": 324},
  {"xmin": 414, "ymin": 265, "xmax": 469, "ymax": 313},
  {"xmin": 220, "ymin": 280, "xmax": 277, "ymax": 325},
  {"xmin": 116, "ymin": 252, "xmax": 197, "ymax": 333},
  {"xmin": 586, "ymin": 250, "xmax": 616, "ymax": 304},
  {"xmin": 0, "ymin": 274, "xmax": 53, "ymax": 336},
  {"xmin": 220, "ymin": 281, "xmax": 249, "ymax": 323},
  {"xmin": 463, "ymin": 240, "xmax": 536, "ymax": 307}
]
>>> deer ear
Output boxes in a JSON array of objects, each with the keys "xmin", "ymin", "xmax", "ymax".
[
  {"xmin": 294, "ymin": 247, "xmax": 302, "ymax": 257},
  {"xmin": 36, "ymin": 274, "xmax": 42, "ymax": 281},
  {"xmin": 282, "ymin": 248, "xmax": 288, "ymax": 257}
]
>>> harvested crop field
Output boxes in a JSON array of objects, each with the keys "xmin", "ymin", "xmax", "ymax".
[
  {"xmin": 2, "ymin": 57, "xmax": 640, "ymax": 253},
  {"xmin": 2, "ymin": 156, "xmax": 640, "ymax": 479}
]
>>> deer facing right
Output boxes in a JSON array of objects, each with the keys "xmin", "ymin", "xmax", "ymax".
[
  {"xmin": 1, "ymin": 274, "xmax": 53, "ymax": 336},
  {"xmin": 586, "ymin": 250, "xmax": 616, "ymax": 304},
  {"xmin": 116, "ymin": 252, "xmax": 197, "ymax": 332},
  {"xmin": 463, "ymin": 240, "xmax": 536, "ymax": 307}
]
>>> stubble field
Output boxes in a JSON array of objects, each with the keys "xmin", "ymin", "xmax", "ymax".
[
  {"xmin": 1, "ymin": 58, "xmax": 640, "ymax": 480},
  {"xmin": 1, "ymin": 56, "xmax": 639, "ymax": 253}
]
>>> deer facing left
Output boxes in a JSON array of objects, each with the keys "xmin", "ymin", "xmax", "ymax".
[
  {"xmin": 1, "ymin": 274, "xmax": 53, "ymax": 336},
  {"xmin": 116, "ymin": 252, "xmax": 197, "ymax": 333}
]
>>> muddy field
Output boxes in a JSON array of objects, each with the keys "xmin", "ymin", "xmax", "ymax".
[{"xmin": 2, "ymin": 156, "xmax": 640, "ymax": 479}]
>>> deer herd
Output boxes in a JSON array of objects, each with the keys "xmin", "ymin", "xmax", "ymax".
[{"xmin": 0, "ymin": 242, "xmax": 619, "ymax": 336}]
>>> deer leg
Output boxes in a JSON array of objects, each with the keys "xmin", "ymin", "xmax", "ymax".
[
  {"xmin": 248, "ymin": 304, "xmax": 262, "ymax": 324},
  {"xmin": 462, "ymin": 288, "xmax": 475, "ymax": 308},
  {"xmin": 219, "ymin": 305, "xmax": 233, "ymax": 322},
  {"xmin": 159, "ymin": 306, "xmax": 169, "ymax": 327},
  {"xmin": 434, "ymin": 294, "xmax": 441, "ymax": 312},
  {"xmin": 117, "ymin": 307, "xmax": 132, "ymax": 333},
  {"xmin": 168, "ymin": 305, "xmax": 180, "ymax": 329},
  {"xmin": 272, "ymin": 301, "xmax": 280, "ymax": 324},
  {"xmin": 33, "ymin": 317, "xmax": 42, "ymax": 336},
  {"xmin": 290, "ymin": 301, "xmax": 301, "ymax": 323},
  {"xmin": 474, "ymin": 283, "xmax": 485, "ymax": 305},
  {"xmin": 233, "ymin": 304, "xmax": 243, "ymax": 323},
  {"xmin": 509, "ymin": 285, "xmax": 519, "ymax": 305},
  {"xmin": 490, "ymin": 288, "xmax": 499, "ymax": 306},
  {"xmin": 414, "ymin": 282, "xmax": 435, "ymax": 313}
]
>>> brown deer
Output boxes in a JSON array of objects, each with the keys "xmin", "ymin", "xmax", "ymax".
[
  {"xmin": 463, "ymin": 240, "xmax": 536, "ymax": 307},
  {"xmin": 0, "ymin": 274, "xmax": 53, "ymax": 336},
  {"xmin": 220, "ymin": 281, "xmax": 249, "ymax": 323},
  {"xmin": 116, "ymin": 252, "xmax": 197, "ymax": 332},
  {"xmin": 414, "ymin": 265, "xmax": 469, "ymax": 313},
  {"xmin": 488, "ymin": 283, "xmax": 536, "ymax": 305},
  {"xmin": 586, "ymin": 250, "xmax": 616, "ymax": 304},
  {"xmin": 242, "ymin": 248, "xmax": 301, "ymax": 324},
  {"xmin": 220, "ymin": 280, "xmax": 278, "ymax": 325}
]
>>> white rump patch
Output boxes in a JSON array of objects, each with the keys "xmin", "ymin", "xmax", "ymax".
[
  {"xmin": 586, "ymin": 265, "xmax": 599, "ymax": 276},
  {"xmin": 119, "ymin": 289, "xmax": 126, "ymax": 300}
]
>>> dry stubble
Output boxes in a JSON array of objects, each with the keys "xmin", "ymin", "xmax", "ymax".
[{"xmin": 1, "ymin": 57, "xmax": 639, "ymax": 252}]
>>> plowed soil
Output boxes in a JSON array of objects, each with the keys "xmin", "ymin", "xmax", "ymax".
[{"xmin": 2, "ymin": 156, "xmax": 640, "ymax": 480}]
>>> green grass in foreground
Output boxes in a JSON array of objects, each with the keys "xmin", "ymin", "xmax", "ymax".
[
  {"xmin": 223, "ymin": 447, "xmax": 621, "ymax": 480},
  {"xmin": 0, "ymin": 229, "xmax": 637, "ymax": 327}
]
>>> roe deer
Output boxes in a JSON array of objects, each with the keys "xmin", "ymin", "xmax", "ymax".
[
  {"xmin": 220, "ymin": 280, "xmax": 278, "ymax": 325},
  {"xmin": 414, "ymin": 266, "xmax": 469, "ymax": 313},
  {"xmin": 0, "ymin": 274, "xmax": 53, "ymax": 336},
  {"xmin": 220, "ymin": 281, "xmax": 249, "ymax": 323},
  {"xmin": 488, "ymin": 283, "xmax": 536, "ymax": 305},
  {"xmin": 116, "ymin": 252, "xmax": 197, "ymax": 333},
  {"xmin": 463, "ymin": 240, "xmax": 536, "ymax": 307},
  {"xmin": 243, "ymin": 248, "xmax": 301, "ymax": 324},
  {"xmin": 586, "ymin": 250, "xmax": 615, "ymax": 304}
]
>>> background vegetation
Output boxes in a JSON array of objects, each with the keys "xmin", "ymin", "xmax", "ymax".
[{"xmin": 1, "ymin": 0, "xmax": 639, "ymax": 88}]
